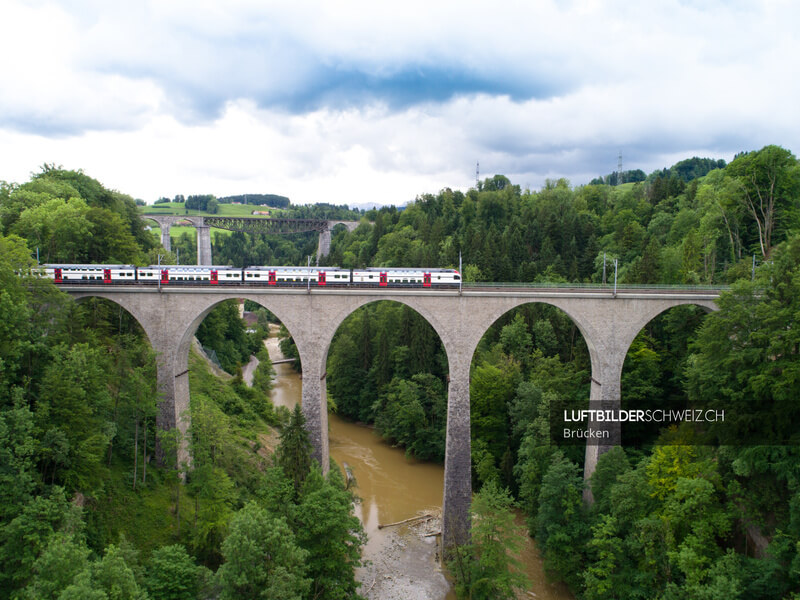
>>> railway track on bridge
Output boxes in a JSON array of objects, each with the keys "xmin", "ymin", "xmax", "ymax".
[{"xmin": 462, "ymin": 285, "xmax": 726, "ymax": 294}]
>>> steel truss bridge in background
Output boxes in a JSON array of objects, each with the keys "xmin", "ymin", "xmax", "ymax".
[
  {"xmin": 141, "ymin": 214, "xmax": 362, "ymax": 265},
  {"xmin": 203, "ymin": 216, "xmax": 333, "ymax": 234}
]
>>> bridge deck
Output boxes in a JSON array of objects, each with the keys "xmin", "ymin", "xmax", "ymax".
[{"xmin": 58, "ymin": 284, "xmax": 723, "ymax": 301}]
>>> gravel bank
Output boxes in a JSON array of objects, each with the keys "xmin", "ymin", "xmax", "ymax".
[{"xmin": 357, "ymin": 516, "xmax": 452, "ymax": 600}]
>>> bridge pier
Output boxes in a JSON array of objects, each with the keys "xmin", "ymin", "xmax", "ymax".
[
  {"xmin": 299, "ymin": 345, "xmax": 330, "ymax": 474},
  {"xmin": 583, "ymin": 358, "xmax": 623, "ymax": 502},
  {"xmin": 153, "ymin": 351, "xmax": 192, "ymax": 469},
  {"xmin": 196, "ymin": 226, "xmax": 212, "ymax": 265},
  {"xmin": 161, "ymin": 224, "xmax": 172, "ymax": 252},
  {"xmin": 316, "ymin": 229, "xmax": 331, "ymax": 265},
  {"xmin": 442, "ymin": 357, "xmax": 473, "ymax": 550},
  {"xmin": 146, "ymin": 316, "xmax": 193, "ymax": 470}
]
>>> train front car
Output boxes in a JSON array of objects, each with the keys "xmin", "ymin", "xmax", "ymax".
[
  {"xmin": 433, "ymin": 268, "xmax": 461, "ymax": 288},
  {"xmin": 352, "ymin": 267, "xmax": 460, "ymax": 288},
  {"xmin": 44, "ymin": 264, "xmax": 137, "ymax": 284}
]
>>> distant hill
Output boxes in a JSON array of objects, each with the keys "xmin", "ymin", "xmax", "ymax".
[
  {"xmin": 589, "ymin": 169, "xmax": 646, "ymax": 186},
  {"xmin": 648, "ymin": 156, "xmax": 727, "ymax": 182},
  {"xmin": 590, "ymin": 156, "xmax": 726, "ymax": 186}
]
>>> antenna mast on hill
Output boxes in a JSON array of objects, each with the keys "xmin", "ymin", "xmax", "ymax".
[
  {"xmin": 476, "ymin": 161, "xmax": 480, "ymax": 188},
  {"xmin": 617, "ymin": 151, "xmax": 624, "ymax": 186}
]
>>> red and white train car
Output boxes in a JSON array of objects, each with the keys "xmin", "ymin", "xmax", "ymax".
[{"xmin": 45, "ymin": 264, "xmax": 137, "ymax": 284}]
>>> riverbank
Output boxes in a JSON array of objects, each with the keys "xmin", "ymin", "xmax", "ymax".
[{"xmin": 358, "ymin": 515, "xmax": 450, "ymax": 600}]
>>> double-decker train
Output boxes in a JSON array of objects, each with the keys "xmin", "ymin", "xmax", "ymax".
[{"xmin": 40, "ymin": 264, "xmax": 461, "ymax": 288}]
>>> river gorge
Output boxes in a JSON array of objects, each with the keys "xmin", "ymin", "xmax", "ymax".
[{"xmin": 245, "ymin": 325, "xmax": 573, "ymax": 600}]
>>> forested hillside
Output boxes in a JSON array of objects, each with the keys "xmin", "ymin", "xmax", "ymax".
[
  {"xmin": 317, "ymin": 145, "xmax": 800, "ymax": 599},
  {"xmin": 323, "ymin": 146, "xmax": 797, "ymax": 284},
  {"xmin": 0, "ymin": 167, "xmax": 366, "ymax": 599}
]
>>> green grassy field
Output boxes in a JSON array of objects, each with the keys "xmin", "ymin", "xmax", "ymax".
[
  {"xmin": 139, "ymin": 202, "xmax": 286, "ymax": 218},
  {"xmin": 147, "ymin": 226, "xmax": 234, "ymax": 240}
]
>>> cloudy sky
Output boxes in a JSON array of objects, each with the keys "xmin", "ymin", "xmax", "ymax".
[{"xmin": 1, "ymin": 0, "xmax": 798, "ymax": 206}]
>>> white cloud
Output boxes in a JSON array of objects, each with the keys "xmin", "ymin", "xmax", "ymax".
[{"xmin": 1, "ymin": 0, "xmax": 799, "ymax": 203}]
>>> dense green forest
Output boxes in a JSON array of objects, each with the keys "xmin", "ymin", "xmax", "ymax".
[
  {"xmin": 0, "ymin": 167, "xmax": 366, "ymax": 599},
  {"xmin": 2, "ymin": 144, "xmax": 800, "ymax": 599}
]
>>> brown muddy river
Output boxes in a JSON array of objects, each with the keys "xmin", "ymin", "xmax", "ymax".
[{"xmin": 261, "ymin": 328, "xmax": 573, "ymax": 600}]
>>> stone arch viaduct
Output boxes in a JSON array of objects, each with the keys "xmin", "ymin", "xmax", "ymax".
[{"xmin": 62, "ymin": 284, "xmax": 719, "ymax": 549}]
